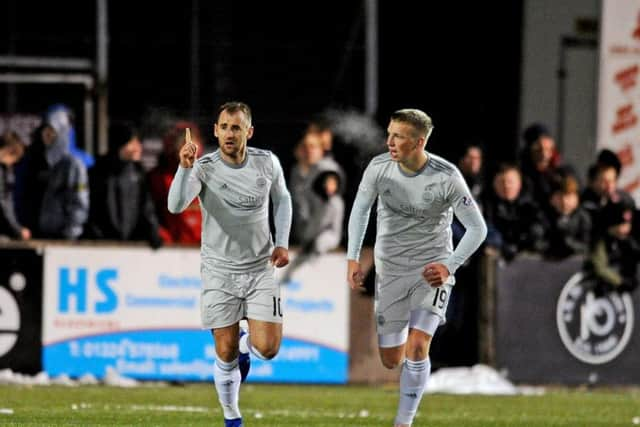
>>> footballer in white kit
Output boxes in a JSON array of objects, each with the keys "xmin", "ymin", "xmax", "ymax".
[
  {"xmin": 168, "ymin": 102, "xmax": 291, "ymax": 427},
  {"xmin": 350, "ymin": 151, "xmax": 483, "ymax": 333},
  {"xmin": 347, "ymin": 109, "xmax": 486, "ymax": 427},
  {"xmin": 171, "ymin": 146, "xmax": 291, "ymax": 327}
]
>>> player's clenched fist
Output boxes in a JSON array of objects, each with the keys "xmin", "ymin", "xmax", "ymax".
[
  {"xmin": 422, "ymin": 262, "xmax": 450, "ymax": 287},
  {"xmin": 347, "ymin": 260, "xmax": 365, "ymax": 290},
  {"xmin": 271, "ymin": 246, "xmax": 289, "ymax": 268},
  {"xmin": 179, "ymin": 127, "xmax": 198, "ymax": 168}
]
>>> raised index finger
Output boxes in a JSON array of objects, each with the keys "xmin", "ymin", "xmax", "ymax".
[{"xmin": 185, "ymin": 127, "xmax": 192, "ymax": 145}]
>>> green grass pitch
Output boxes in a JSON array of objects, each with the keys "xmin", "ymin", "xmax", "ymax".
[{"xmin": 0, "ymin": 384, "xmax": 639, "ymax": 426}]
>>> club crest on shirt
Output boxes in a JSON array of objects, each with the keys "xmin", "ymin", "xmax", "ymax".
[
  {"xmin": 422, "ymin": 187, "xmax": 435, "ymax": 204},
  {"xmin": 256, "ymin": 177, "xmax": 267, "ymax": 187},
  {"xmin": 377, "ymin": 315, "xmax": 386, "ymax": 326}
]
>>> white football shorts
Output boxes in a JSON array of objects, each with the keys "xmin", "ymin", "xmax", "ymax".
[{"xmin": 200, "ymin": 265, "xmax": 282, "ymax": 329}]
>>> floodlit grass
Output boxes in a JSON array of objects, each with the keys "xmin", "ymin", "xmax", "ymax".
[{"xmin": 0, "ymin": 383, "xmax": 639, "ymax": 426}]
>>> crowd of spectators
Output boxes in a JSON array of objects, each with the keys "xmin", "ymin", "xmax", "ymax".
[
  {"xmin": 0, "ymin": 106, "xmax": 637, "ymax": 293},
  {"xmin": 0, "ymin": 106, "xmax": 203, "ymax": 249},
  {"xmin": 0, "ymin": 107, "xmax": 348, "ymax": 255},
  {"xmin": 465, "ymin": 123, "xmax": 638, "ymax": 294}
]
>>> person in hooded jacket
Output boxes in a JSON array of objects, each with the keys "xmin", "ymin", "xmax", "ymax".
[
  {"xmin": 45, "ymin": 104, "xmax": 94, "ymax": 168},
  {"xmin": 15, "ymin": 113, "xmax": 89, "ymax": 240},
  {"xmin": 85, "ymin": 122, "xmax": 161, "ymax": 248}
]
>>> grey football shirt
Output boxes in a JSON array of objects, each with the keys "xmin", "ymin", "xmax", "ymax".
[
  {"xmin": 347, "ymin": 152, "xmax": 487, "ymax": 276},
  {"xmin": 168, "ymin": 147, "xmax": 292, "ymax": 273}
]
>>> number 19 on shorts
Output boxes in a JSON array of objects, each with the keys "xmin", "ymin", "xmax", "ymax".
[{"xmin": 432, "ymin": 288, "xmax": 447, "ymax": 309}]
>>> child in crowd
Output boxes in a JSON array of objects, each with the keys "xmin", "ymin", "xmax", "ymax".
[{"xmin": 585, "ymin": 201, "xmax": 639, "ymax": 293}]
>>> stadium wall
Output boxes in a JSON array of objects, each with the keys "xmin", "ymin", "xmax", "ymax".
[
  {"xmin": 488, "ymin": 253, "xmax": 640, "ymax": 385},
  {"xmin": 0, "ymin": 242, "xmax": 349, "ymax": 384},
  {"xmin": 2, "ymin": 242, "xmax": 639, "ymax": 385}
]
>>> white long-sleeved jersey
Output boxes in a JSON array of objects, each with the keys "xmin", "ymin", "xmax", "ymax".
[
  {"xmin": 347, "ymin": 152, "xmax": 487, "ymax": 276},
  {"xmin": 168, "ymin": 147, "xmax": 292, "ymax": 273}
]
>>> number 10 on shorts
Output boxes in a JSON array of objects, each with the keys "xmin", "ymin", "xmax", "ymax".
[{"xmin": 272, "ymin": 297, "xmax": 283, "ymax": 317}]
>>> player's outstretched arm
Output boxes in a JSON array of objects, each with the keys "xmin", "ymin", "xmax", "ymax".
[{"xmin": 168, "ymin": 128, "xmax": 203, "ymax": 214}]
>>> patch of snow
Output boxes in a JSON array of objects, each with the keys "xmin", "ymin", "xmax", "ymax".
[
  {"xmin": 103, "ymin": 367, "xmax": 139, "ymax": 388},
  {"xmin": 425, "ymin": 364, "xmax": 545, "ymax": 395}
]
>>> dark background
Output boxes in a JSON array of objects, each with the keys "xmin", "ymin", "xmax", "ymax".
[
  {"xmin": 1, "ymin": 0, "xmax": 523, "ymax": 176},
  {"xmin": 0, "ymin": 0, "xmax": 531, "ymax": 372}
]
